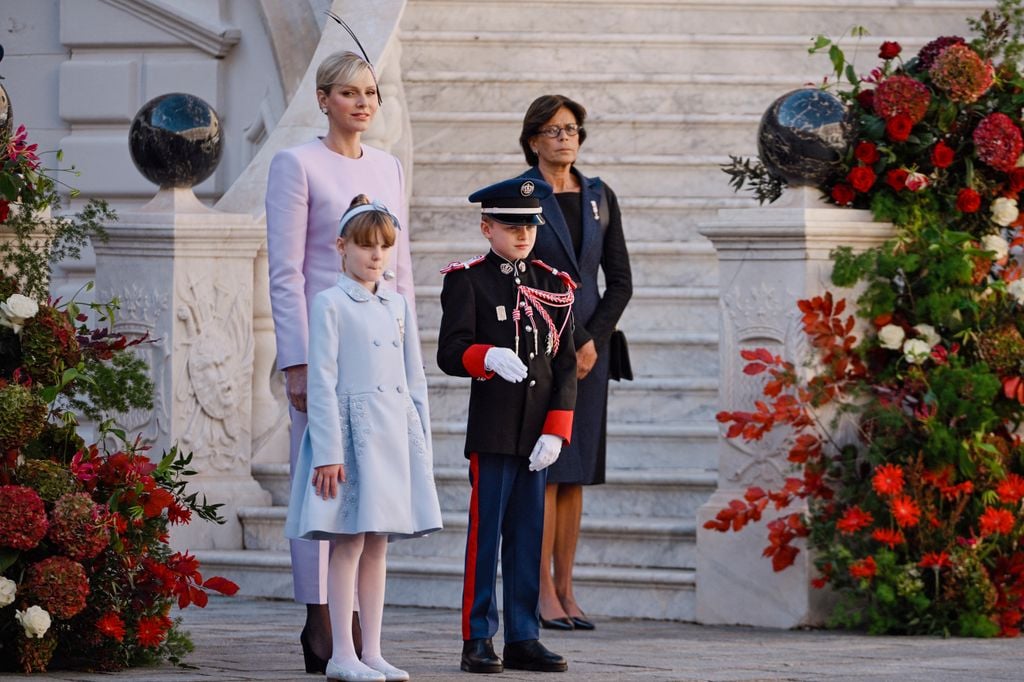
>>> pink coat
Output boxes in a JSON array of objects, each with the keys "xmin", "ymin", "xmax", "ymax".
[{"xmin": 266, "ymin": 139, "xmax": 414, "ymax": 372}]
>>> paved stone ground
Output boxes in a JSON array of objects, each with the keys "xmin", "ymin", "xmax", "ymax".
[{"xmin": 9, "ymin": 596, "xmax": 1023, "ymax": 681}]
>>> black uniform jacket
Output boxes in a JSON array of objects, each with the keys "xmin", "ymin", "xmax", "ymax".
[{"xmin": 438, "ymin": 250, "xmax": 577, "ymax": 458}]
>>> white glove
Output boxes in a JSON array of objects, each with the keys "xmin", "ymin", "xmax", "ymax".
[
  {"xmin": 529, "ymin": 434, "xmax": 563, "ymax": 472},
  {"xmin": 484, "ymin": 347, "xmax": 528, "ymax": 383}
]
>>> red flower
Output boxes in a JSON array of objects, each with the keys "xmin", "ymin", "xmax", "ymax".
[
  {"xmin": 872, "ymin": 527, "xmax": 905, "ymax": 548},
  {"xmin": 931, "ymin": 141, "xmax": 955, "ymax": 169},
  {"xmin": 1010, "ymin": 168, "xmax": 1024, "ymax": 194},
  {"xmin": 885, "ymin": 114, "xmax": 914, "ymax": 143},
  {"xmin": 849, "ymin": 556, "xmax": 878, "ymax": 580},
  {"xmin": 96, "ymin": 612, "xmax": 126, "ymax": 642},
  {"xmin": 854, "ymin": 141, "xmax": 880, "ymax": 165},
  {"xmin": 956, "ymin": 188, "xmax": 981, "ymax": 213},
  {"xmin": 931, "ymin": 43, "xmax": 994, "ymax": 103},
  {"xmin": 875, "ymin": 75, "xmax": 931, "ymax": 123},
  {"xmin": 890, "ymin": 495, "xmax": 922, "ymax": 527},
  {"xmin": 879, "ymin": 41, "xmax": 902, "ymax": 60},
  {"xmin": 847, "ymin": 166, "xmax": 876, "ymax": 193},
  {"xmin": 919, "ymin": 551, "xmax": 952, "ymax": 569},
  {"xmin": 831, "ymin": 183, "xmax": 855, "ymax": 206},
  {"xmin": 997, "ymin": 473, "xmax": 1024, "ymax": 504},
  {"xmin": 980, "ymin": 506, "xmax": 1016, "ymax": 536},
  {"xmin": 885, "ymin": 168, "xmax": 909, "ymax": 192},
  {"xmin": 23, "ymin": 556, "xmax": 90, "ymax": 620},
  {"xmin": 0, "ymin": 199, "xmax": 9, "ymax": 223},
  {"xmin": 917, "ymin": 36, "xmax": 966, "ymax": 71},
  {"xmin": 974, "ymin": 112, "xmax": 1024, "ymax": 172},
  {"xmin": 136, "ymin": 615, "xmax": 172, "ymax": 648},
  {"xmin": 905, "ymin": 171, "xmax": 930, "ymax": 192},
  {"xmin": 872, "ymin": 463, "xmax": 905, "ymax": 496},
  {"xmin": 167, "ymin": 502, "xmax": 192, "ymax": 525},
  {"xmin": 0, "ymin": 485, "xmax": 49, "ymax": 550},
  {"xmin": 836, "ymin": 505, "xmax": 874, "ymax": 534},
  {"xmin": 48, "ymin": 492, "xmax": 109, "ymax": 561},
  {"xmin": 855, "ymin": 89, "xmax": 875, "ymax": 111}
]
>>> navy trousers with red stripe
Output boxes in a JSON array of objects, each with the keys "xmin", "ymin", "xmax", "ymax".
[{"xmin": 462, "ymin": 452, "xmax": 546, "ymax": 643}]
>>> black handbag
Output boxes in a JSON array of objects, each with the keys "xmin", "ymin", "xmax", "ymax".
[{"xmin": 608, "ymin": 329, "xmax": 633, "ymax": 381}]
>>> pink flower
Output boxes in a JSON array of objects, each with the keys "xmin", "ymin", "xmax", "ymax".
[{"xmin": 905, "ymin": 171, "xmax": 930, "ymax": 192}]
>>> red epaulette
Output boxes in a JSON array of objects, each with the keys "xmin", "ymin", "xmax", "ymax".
[
  {"xmin": 440, "ymin": 254, "xmax": 486, "ymax": 274},
  {"xmin": 530, "ymin": 259, "xmax": 578, "ymax": 291}
]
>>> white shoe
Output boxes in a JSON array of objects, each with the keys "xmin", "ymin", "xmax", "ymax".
[
  {"xmin": 325, "ymin": 658, "xmax": 386, "ymax": 682},
  {"xmin": 362, "ymin": 656, "xmax": 410, "ymax": 682}
]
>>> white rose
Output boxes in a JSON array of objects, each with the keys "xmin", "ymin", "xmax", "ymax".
[
  {"xmin": 982, "ymin": 233, "xmax": 1010, "ymax": 261},
  {"xmin": 903, "ymin": 338, "xmax": 932, "ymax": 364},
  {"xmin": 991, "ymin": 197, "xmax": 1019, "ymax": 227},
  {"xmin": 0, "ymin": 294, "xmax": 39, "ymax": 334},
  {"xmin": 1008, "ymin": 279, "xmax": 1024, "ymax": 304},
  {"xmin": 878, "ymin": 324, "xmax": 906, "ymax": 350},
  {"xmin": 912, "ymin": 323, "xmax": 941, "ymax": 348},
  {"xmin": 15, "ymin": 605, "xmax": 51, "ymax": 639},
  {"xmin": 0, "ymin": 576, "xmax": 16, "ymax": 608}
]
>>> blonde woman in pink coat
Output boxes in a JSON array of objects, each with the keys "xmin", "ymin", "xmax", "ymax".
[{"xmin": 265, "ymin": 50, "xmax": 414, "ymax": 675}]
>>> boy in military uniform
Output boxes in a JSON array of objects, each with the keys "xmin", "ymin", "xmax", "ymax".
[{"xmin": 438, "ymin": 177, "xmax": 577, "ymax": 674}]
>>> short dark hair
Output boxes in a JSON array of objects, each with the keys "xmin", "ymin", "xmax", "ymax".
[{"xmin": 519, "ymin": 94, "xmax": 587, "ymax": 167}]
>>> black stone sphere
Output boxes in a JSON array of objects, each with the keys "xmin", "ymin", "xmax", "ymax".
[
  {"xmin": 757, "ymin": 88, "xmax": 851, "ymax": 187},
  {"xmin": 129, "ymin": 93, "xmax": 222, "ymax": 189},
  {"xmin": 0, "ymin": 82, "xmax": 11, "ymax": 138}
]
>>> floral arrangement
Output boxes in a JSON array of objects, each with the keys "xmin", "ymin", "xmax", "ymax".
[
  {"xmin": 711, "ymin": 1, "xmax": 1024, "ymax": 636},
  {"xmin": 0, "ymin": 119, "xmax": 238, "ymax": 670}
]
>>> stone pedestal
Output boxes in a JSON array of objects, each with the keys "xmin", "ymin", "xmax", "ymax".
[
  {"xmin": 93, "ymin": 188, "xmax": 271, "ymax": 550},
  {"xmin": 695, "ymin": 187, "xmax": 893, "ymax": 627}
]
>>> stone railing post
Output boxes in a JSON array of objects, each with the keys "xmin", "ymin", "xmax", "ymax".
[
  {"xmin": 695, "ymin": 188, "xmax": 893, "ymax": 627},
  {"xmin": 93, "ymin": 188, "xmax": 271, "ymax": 550}
]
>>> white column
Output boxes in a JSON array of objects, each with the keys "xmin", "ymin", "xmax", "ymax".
[
  {"xmin": 93, "ymin": 188, "xmax": 271, "ymax": 550},
  {"xmin": 695, "ymin": 188, "xmax": 893, "ymax": 627}
]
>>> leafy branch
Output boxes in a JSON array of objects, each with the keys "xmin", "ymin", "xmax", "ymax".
[{"xmin": 721, "ymin": 155, "xmax": 786, "ymax": 205}]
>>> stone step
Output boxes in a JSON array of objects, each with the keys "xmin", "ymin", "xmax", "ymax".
[
  {"xmin": 410, "ymin": 195, "xmax": 757, "ymax": 243},
  {"xmin": 425, "ymin": 375, "xmax": 718, "ymax": 425},
  {"xmin": 411, "ymin": 111, "xmax": 761, "ymax": 157},
  {"xmin": 404, "ymin": 70, "xmax": 811, "ymax": 116},
  {"xmin": 414, "ymin": 285, "xmax": 718, "ymax": 335},
  {"xmin": 194, "ymin": 549, "xmax": 696, "ymax": 620},
  {"xmin": 412, "ymin": 152, "xmax": 738, "ymax": 199},
  {"xmin": 402, "ymin": 0, "xmax": 987, "ymax": 38},
  {"xmin": 431, "ymin": 466, "xmax": 717, "ymax": 516},
  {"xmin": 411, "ymin": 240, "xmax": 719, "ymax": 288},
  {"xmin": 238, "ymin": 507, "xmax": 696, "ymax": 570},
  {"xmin": 399, "ymin": 30, "xmax": 940, "ymax": 77},
  {"xmin": 420, "ymin": 330, "xmax": 718, "ymax": 382},
  {"xmin": 430, "ymin": 421, "xmax": 720, "ymax": 469}
]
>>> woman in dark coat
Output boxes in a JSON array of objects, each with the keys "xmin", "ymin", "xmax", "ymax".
[{"xmin": 518, "ymin": 94, "xmax": 632, "ymax": 630}]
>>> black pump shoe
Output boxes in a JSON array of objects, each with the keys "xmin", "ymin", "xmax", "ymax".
[
  {"xmin": 461, "ymin": 638, "xmax": 503, "ymax": 674},
  {"xmin": 539, "ymin": 616, "xmax": 575, "ymax": 631},
  {"xmin": 570, "ymin": 615, "xmax": 595, "ymax": 630},
  {"xmin": 299, "ymin": 627, "xmax": 328, "ymax": 674}
]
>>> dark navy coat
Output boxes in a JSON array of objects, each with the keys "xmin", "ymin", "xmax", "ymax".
[
  {"xmin": 437, "ymin": 250, "xmax": 577, "ymax": 457},
  {"xmin": 521, "ymin": 166, "xmax": 632, "ymax": 484}
]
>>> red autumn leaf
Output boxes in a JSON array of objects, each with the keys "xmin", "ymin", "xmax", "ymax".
[
  {"xmin": 203, "ymin": 576, "xmax": 240, "ymax": 596},
  {"xmin": 745, "ymin": 486, "xmax": 767, "ymax": 502},
  {"xmin": 703, "ymin": 518, "xmax": 729, "ymax": 531},
  {"xmin": 771, "ymin": 544, "xmax": 800, "ymax": 572},
  {"xmin": 743, "ymin": 362, "xmax": 767, "ymax": 375},
  {"xmin": 190, "ymin": 585, "xmax": 209, "ymax": 608},
  {"xmin": 741, "ymin": 348, "xmax": 775, "ymax": 363}
]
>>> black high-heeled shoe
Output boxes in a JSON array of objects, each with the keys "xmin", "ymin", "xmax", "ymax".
[
  {"xmin": 300, "ymin": 627, "xmax": 329, "ymax": 674},
  {"xmin": 539, "ymin": 616, "xmax": 575, "ymax": 631}
]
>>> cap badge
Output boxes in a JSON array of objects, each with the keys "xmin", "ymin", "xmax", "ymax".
[
  {"xmin": 500, "ymin": 262, "xmax": 514, "ymax": 275},
  {"xmin": 520, "ymin": 181, "xmax": 535, "ymax": 197}
]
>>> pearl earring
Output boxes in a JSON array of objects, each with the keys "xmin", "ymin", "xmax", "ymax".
[{"xmin": 321, "ymin": 107, "xmax": 328, "ymax": 114}]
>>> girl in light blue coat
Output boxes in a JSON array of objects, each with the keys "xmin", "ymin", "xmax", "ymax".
[{"xmin": 286, "ymin": 196, "xmax": 442, "ymax": 682}]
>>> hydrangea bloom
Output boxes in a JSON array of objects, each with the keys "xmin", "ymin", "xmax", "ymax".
[
  {"xmin": 874, "ymin": 75, "xmax": 931, "ymax": 122},
  {"xmin": 930, "ymin": 43, "xmax": 994, "ymax": 103}
]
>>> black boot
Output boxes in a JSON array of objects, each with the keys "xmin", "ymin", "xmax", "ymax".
[
  {"xmin": 461, "ymin": 638, "xmax": 503, "ymax": 674},
  {"xmin": 503, "ymin": 639, "xmax": 567, "ymax": 672}
]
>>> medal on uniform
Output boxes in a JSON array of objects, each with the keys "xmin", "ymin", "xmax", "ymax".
[
  {"xmin": 518, "ymin": 261, "xmax": 526, "ymax": 273},
  {"xmin": 496, "ymin": 305, "xmax": 507, "ymax": 321},
  {"xmin": 500, "ymin": 262, "xmax": 514, "ymax": 275},
  {"xmin": 591, "ymin": 200, "xmax": 600, "ymax": 221}
]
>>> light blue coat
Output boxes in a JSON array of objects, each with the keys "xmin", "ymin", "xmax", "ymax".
[{"xmin": 285, "ymin": 274, "xmax": 442, "ymax": 540}]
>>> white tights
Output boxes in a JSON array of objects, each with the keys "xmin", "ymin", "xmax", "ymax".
[{"xmin": 328, "ymin": 533, "xmax": 391, "ymax": 671}]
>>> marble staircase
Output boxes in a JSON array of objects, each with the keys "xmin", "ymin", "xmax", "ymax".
[{"xmin": 202, "ymin": 0, "xmax": 985, "ymax": 620}]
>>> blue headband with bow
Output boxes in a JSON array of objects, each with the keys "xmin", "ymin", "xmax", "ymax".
[{"xmin": 338, "ymin": 200, "xmax": 401, "ymax": 238}]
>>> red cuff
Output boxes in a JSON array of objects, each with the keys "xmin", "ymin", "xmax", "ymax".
[
  {"xmin": 542, "ymin": 410, "xmax": 574, "ymax": 444},
  {"xmin": 462, "ymin": 344, "xmax": 496, "ymax": 380}
]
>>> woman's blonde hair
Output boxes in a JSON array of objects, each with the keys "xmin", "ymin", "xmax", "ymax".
[
  {"xmin": 316, "ymin": 50, "xmax": 373, "ymax": 94},
  {"xmin": 340, "ymin": 194, "xmax": 397, "ymax": 248}
]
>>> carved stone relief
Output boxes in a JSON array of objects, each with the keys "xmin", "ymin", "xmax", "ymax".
[{"xmin": 174, "ymin": 271, "xmax": 254, "ymax": 473}]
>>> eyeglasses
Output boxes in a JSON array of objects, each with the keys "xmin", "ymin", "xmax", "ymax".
[{"xmin": 536, "ymin": 124, "xmax": 581, "ymax": 138}]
